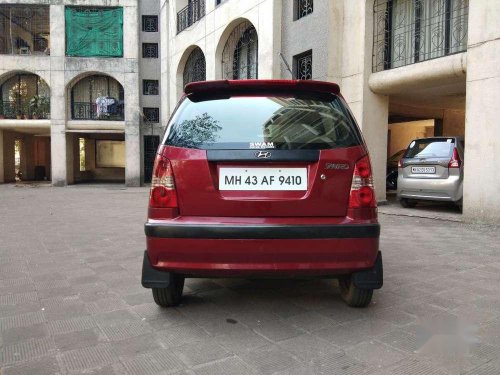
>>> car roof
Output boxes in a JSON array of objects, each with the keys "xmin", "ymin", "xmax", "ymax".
[
  {"xmin": 410, "ymin": 136, "xmax": 464, "ymax": 141},
  {"xmin": 184, "ymin": 79, "xmax": 341, "ymax": 97}
]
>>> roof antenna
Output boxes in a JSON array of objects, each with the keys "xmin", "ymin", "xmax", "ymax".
[{"xmin": 279, "ymin": 53, "xmax": 294, "ymax": 79}]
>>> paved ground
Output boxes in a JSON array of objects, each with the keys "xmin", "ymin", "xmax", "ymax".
[{"xmin": 0, "ymin": 184, "xmax": 499, "ymax": 375}]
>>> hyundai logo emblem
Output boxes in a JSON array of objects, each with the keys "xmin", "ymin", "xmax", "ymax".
[{"xmin": 255, "ymin": 151, "xmax": 272, "ymax": 159}]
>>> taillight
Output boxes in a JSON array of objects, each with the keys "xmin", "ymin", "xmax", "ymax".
[
  {"xmin": 448, "ymin": 148, "xmax": 461, "ymax": 168},
  {"xmin": 148, "ymin": 146, "xmax": 178, "ymax": 220},
  {"xmin": 348, "ymin": 155, "xmax": 377, "ymax": 220},
  {"xmin": 398, "ymin": 159, "xmax": 403, "ymax": 168}
]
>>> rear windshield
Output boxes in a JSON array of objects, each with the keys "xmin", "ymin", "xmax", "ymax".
[
  {"xmin": 163, "ymin": 96, "xmax": 362, "ymax": 150},
  {"xmin": 404, "ymin": 138, "xmax": 455, "ymax": 159}
]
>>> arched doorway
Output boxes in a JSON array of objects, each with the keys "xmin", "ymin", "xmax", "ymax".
[
  {"xmin": 182, "ymin": 47, "xmax": 206, "ymax": 87},
  {"xmin": 221, "ymin": 20, "xmax": 258, "ymax": 80}
]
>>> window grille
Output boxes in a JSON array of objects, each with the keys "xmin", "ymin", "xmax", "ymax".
[
  {"xmin": 142, "ymin": 15, "xmax": 158, "ymax": 32},
  {"xmin": 142, "ymin": 43, "xmax": 159, "ymax": 58},
  {"xmin": 143, "ymin": 80, "xmax": 159, "ymax": 96},
  {"xmin": 222, "ymin": 21, "xmax": 258, "ymax": 80},
  {"xmin": 144, "ymin": 135, "xmax": 160, "ymax": 183},
  {"xmin": 183, "ymin": 47, "xmax": 206, "ymax": 87},
  {"xmin": 373, "ymin": 0, "xmax": 469, "ymax": 72},
  {"xmin": 143, "ymin": 107, "xmax": 160, "ymax": 123},
  {"xmin": 294, "ymin": 50, "xmax": 312, "ymax": 80},
  {"xmin": 177, "ymin": 0, "xmax": 206, "ymax": 34},
  {"xmin": 0, "ymin": 5, "xmax": 50, "ymax": 55},
  {"xmin": 296, "ymin": 0, "xmax": 313, "ymax": 20}
]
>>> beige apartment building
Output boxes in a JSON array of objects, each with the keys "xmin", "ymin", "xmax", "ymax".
[
  {"xmin": 162, "ymin": 0, "xmax": 499, "ymax": 223},
  {"xmin": 0, "ymin": 0, "xmax": 162, "ymax": 187},
  {"xmin": 1, "ymin": 0, "xmax": 499, "ymax": 224}
]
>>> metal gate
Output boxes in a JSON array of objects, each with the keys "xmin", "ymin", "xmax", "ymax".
[{"xmin": 144, "ymin": 135, "xmax": 160, "ymax": 183}]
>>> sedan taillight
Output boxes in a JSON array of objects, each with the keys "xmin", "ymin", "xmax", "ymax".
[{"xmin": 448, "ymin": 148, "xmax": 462, "ymax": 169}]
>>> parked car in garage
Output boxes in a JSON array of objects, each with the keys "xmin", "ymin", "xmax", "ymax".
[
  {"xmin": 386, "ymin": 149, "xmax": 405, "ymax": 190},
  {"xmin": 397, "ymin": 136, "xmax": 464, "ymax": 210},
  {"xmin": 142, "ymin": 80, "xmax": 383, "ymax": 308}
]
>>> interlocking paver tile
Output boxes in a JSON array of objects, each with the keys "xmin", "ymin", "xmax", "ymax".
[
  {"xmin": 1, "ymin": 355, "xmax": 60, "ymax": 375},
  {"xmin": 59, "ymin": 343, "xmax": 115, "ymax": 372},
  {"xmin": 239, "ymin": 344, "xmax": 301, "ymax": 374},
  {"xmin": 173, "ymin": 340, "xmax": 231, "ymax": 367},
  {"xmin": 252, "ymin": 318, "xmax": 305, "ymax": 343},
  {"xmin": 0, "ymin": 336, "xmax": 55, "ymax": 365},
  {"xmin": 0, "ymin": 310, "xmax": 45, "ymax": 331},
  {"xmin": 194, "ymin": 357, "xmax": 253, "ymax": 375}
]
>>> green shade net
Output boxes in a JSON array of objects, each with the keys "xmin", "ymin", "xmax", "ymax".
[{"xmin": 65, "ymin": 7, "xmax": 123, "ymax": 57}]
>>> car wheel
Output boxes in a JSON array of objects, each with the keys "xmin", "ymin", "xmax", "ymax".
[
  {"xmin": 456, "ymin": 199, "xmax": 463, "ymax": 213},
  {"xmin": 400, "ymin": 198, "xmax": 417, "ymax": 208},
  {"xmin": 152, "ymin": 274, "xmax": 185, "ymax": 307},
  {"xmin": 339, "ymin": 277, "xmax": 373, "ymax": 308}
]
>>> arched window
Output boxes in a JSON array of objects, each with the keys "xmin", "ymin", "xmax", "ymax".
[
  {"xmin": 0, "ymin": 73, "xmax": 50, "ymax": 119},
  {"xmin": 183, "ymin": 47, "xmax": 206, "ymax": 87},
  {"xmin": 70, "ymin": 75, "xmax": 124, "ymax": 120},
  {"xmin": 222, "ymin": 21, "xmax": 258, "ymax": 80}
]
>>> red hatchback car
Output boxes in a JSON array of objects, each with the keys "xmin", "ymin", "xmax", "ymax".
[{"xmin": 142, "ymin": 80, "xmax": 382, "ymax": 308}]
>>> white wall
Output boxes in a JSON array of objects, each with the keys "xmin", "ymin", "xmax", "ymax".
[{"xmin": 463, "ymin": 0, "xmax": 500, "ymax": 223}]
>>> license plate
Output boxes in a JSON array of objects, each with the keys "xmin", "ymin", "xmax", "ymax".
[
  {"xmin": 411, "ymin": 166, "xmax": 436, "ymax": 174},
  {"xmin": 219, "ymin": 167, "xmax": 307, "ymax": 191}
]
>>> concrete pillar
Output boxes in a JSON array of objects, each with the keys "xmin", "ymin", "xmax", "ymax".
[
  {"xmin": 125, "ymin": 72, "xmax": 141, "ymax": 187},
  {"xmin": 2, "ymin": 131, "xmax": 16, "ymax": 183},
  {"xmin": 24, "ymin": 136, "xmax": 35, "ymax": 181},
  {"xmin": 341, "ymin": 1, "xmax": 389, "ymax": 203},
  {"xmin": 66, "ymin": 133, "xmax": 75, "ymax": 185},
  {"xmin": 463, "ymin": 1, "xmax": 500, "ymax": 223},
  {"xmin": 49, "ymin": 5, "xmax": 68, "ymax": 186},
  {"xmin": 51, "ymin": 124, "xmax": 67, "ymax": 186},
  {"xmin": 0, "ymin": 130, "xmax": 4, "ymax": 183}
]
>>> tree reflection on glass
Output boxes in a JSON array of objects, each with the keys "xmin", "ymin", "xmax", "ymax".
[{"xmin": 167, "ymin": 113, "xmax": 222, "ymax": 149}]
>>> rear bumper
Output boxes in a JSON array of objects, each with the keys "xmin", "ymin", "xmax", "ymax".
[
  {"xmin": 397, "ymin": 175, "xmax": 463, "ymax": 202},
  {"xmin": 145, "ymin": 221, "xmax": 380, "ymax": 277}
]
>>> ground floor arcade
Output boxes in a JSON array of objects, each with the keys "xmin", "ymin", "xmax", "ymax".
[{"xmin": 0, "ymin": 125, "xmax": 162, "ymax": 186}]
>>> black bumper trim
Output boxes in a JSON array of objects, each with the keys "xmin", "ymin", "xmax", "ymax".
[{"xmin": 145, "ymin": 223, "xmax": 380, "ymax": 239}]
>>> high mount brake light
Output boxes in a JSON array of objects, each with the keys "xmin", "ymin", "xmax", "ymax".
[
  {"xmin": 184, "ymin": 79, "xmax": 341, "ymax": 96},
  {"xmin": 348, "ymin": 155, "xmax": 377, "ymax": 210}
]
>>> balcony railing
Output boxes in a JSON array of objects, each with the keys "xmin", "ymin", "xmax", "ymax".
[
  {"xmin": 373, "ymin": 0, "xmax": 469, "ymax": 72},
  {"xmin": 177, "ymin": 0, "xmax": 205, "ymax": 34},
  {"xmin": 0, "ymin": 100, "xmax": 50, "ymax": 119},
  {"xmin": 72, "ymin": 102, "xmax": 124, "ymax": 121}
]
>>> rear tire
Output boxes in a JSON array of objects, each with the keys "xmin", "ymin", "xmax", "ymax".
[
  {"xmin": 456, "ymin": 199, "xmax": 463, "ymax": 213},
  {"xmin": 400, "ymin": 198, "xmax": 417, "ymax": 208},
  {"xmin": 152, "ymin": 274, "xmax": 185, "ymax": 307},
  {"xmin": 339, "ymin": 277, "xmax": 373, "ymax": 308}
]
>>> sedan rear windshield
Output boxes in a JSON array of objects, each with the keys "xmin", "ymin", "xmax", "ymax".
[
  {"xmin": 404, "ymin": 138, "xmax": 455, "ymax": 159},
  {"xmin": 164, "ymin": 96, "xmax": 362, "ymax": 150}
]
